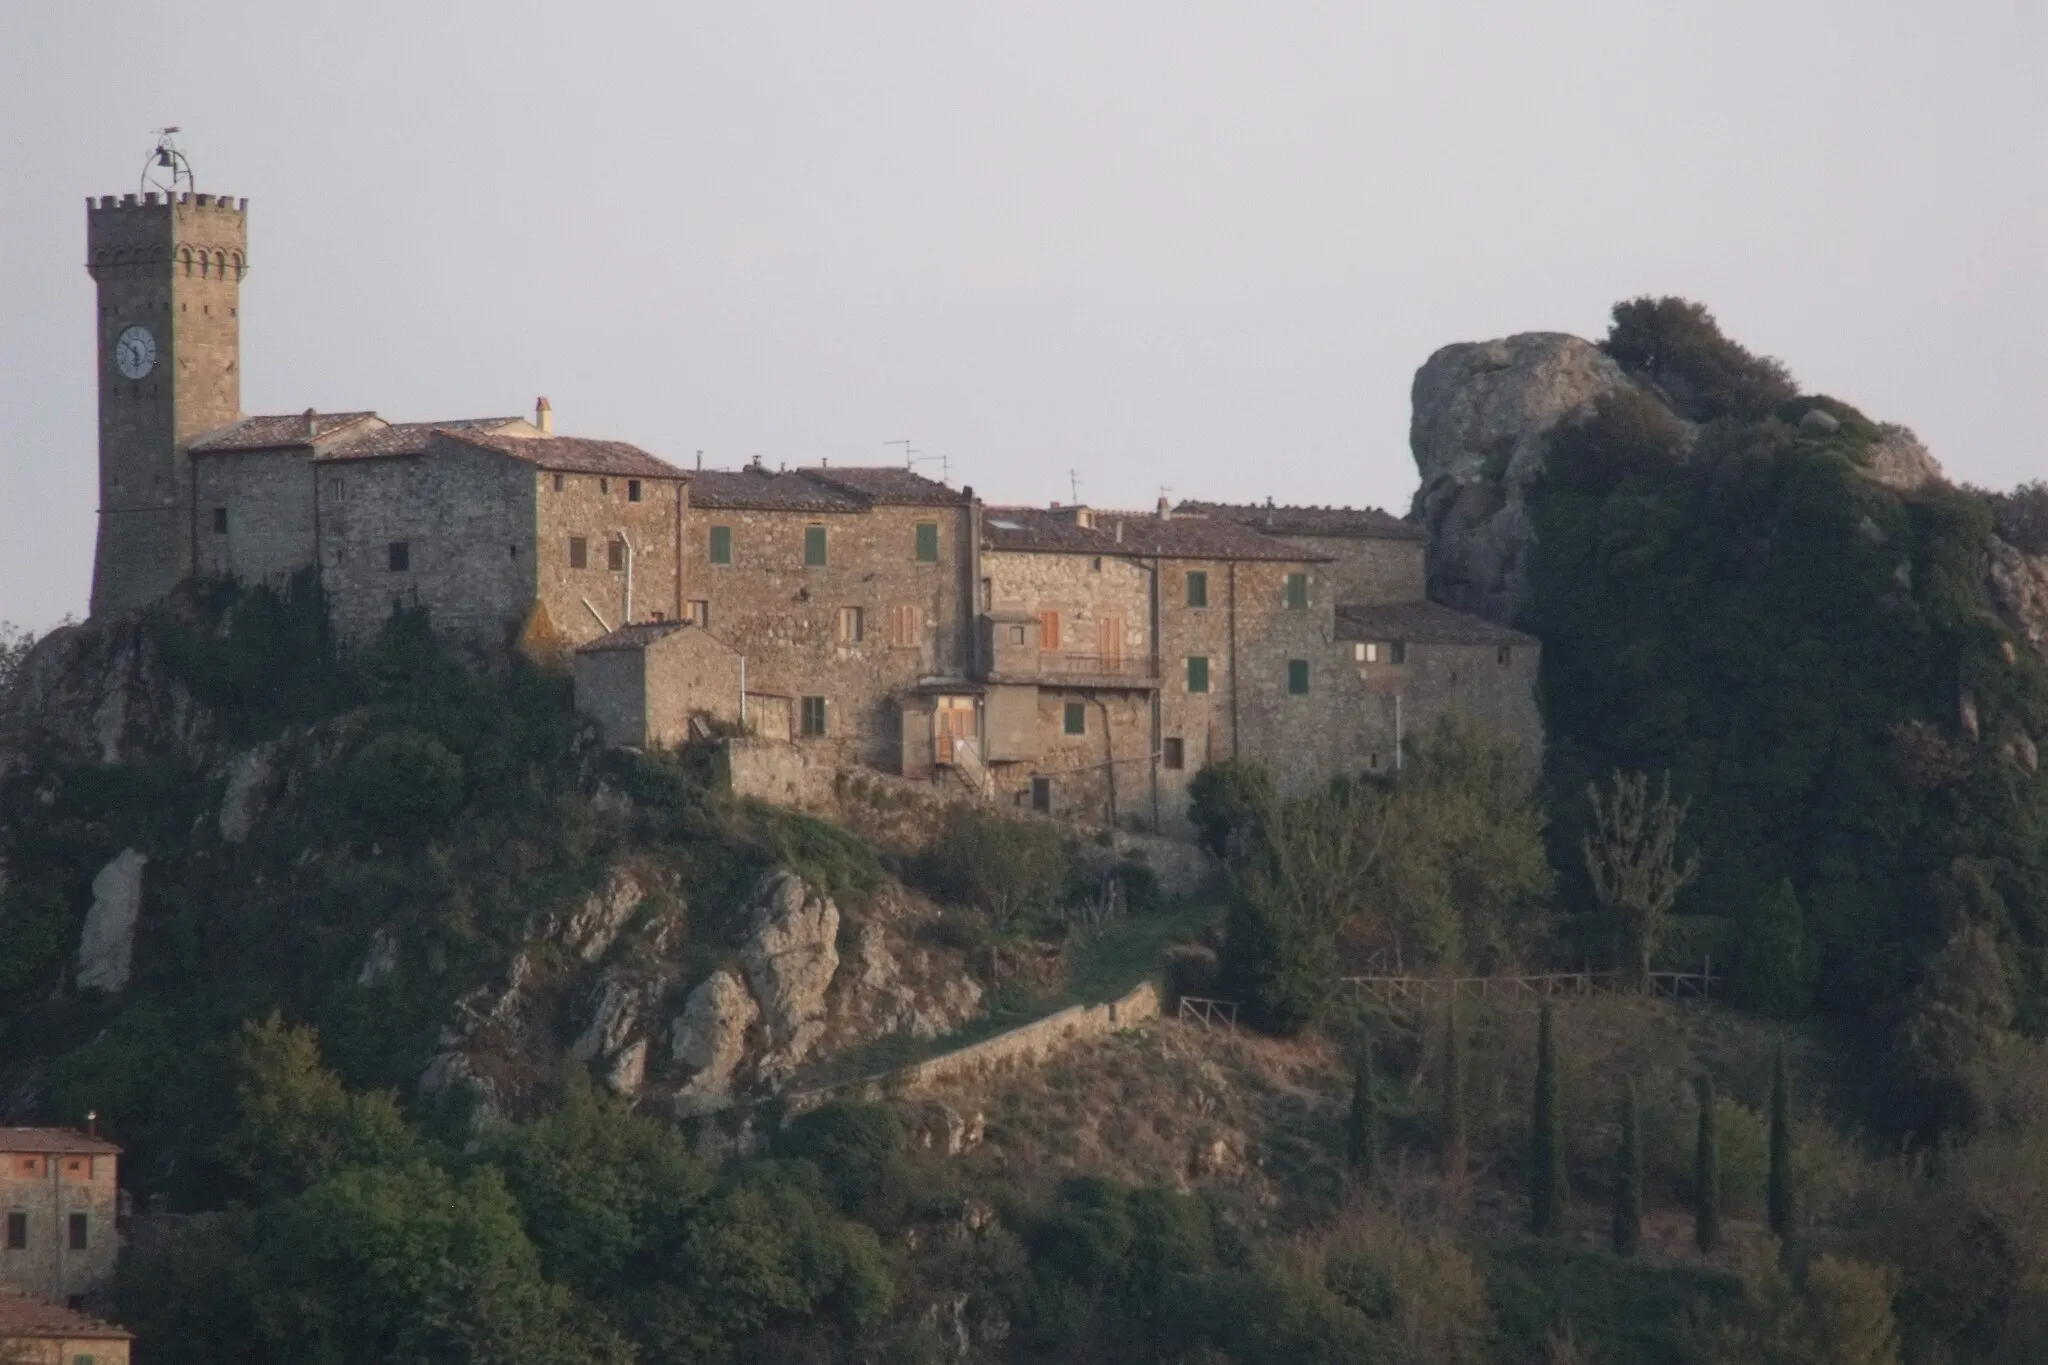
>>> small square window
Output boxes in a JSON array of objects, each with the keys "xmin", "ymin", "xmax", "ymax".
[
  {"xmin": 68, "ymin": 1213, "xmax": 86, "ymax": 1251},
  {"xmin": 212, "ymin": 506, "xmax": 227, "ymax": 535},
  {"xmin": 628, "ymin": 479, "xmax": 642, "ymax": 502},
  {"xmin": 1390, "ymin": 641, "xmax": 1407, "ymax": 665},
  {"xmin": 800, "ymin": 695, "xmax": 828, "ymax": 737},
  {"xmin": 1287, "ymin": 659, "xmax": 1310, "ymax": 694},
  {"xmin": 568, "ymin": 535, "xmax": 587, "ymax": 570},
  {"xmin": 837, "ymin": 606, "xmax": 864, "ymax": 643},
  {"xmin": 387, "ymin": 541, "xmax": 409, "ymax": 572},
  {"xmin": 552, "ymin": 473, "xmax": 564, "ymax": 492},
  {"xmin": 1284, "ymin": 572, "xmax": 1308, "ymax": 610},
  {"xmin": 607, "ymin": 539, "xmax": 626, "ymax": 572},
  {"xmin": 599, "ymin": 478, "xmax": 610, "ymax": 495},
  {"xmin": 1163, "ymin": 737, "xmax": 1185, "ymax": 770},
  {"xmin": 1063, "ymin": 702, "xmax": 1086, "ymax": 735},
  {"xmin": 914, "ymin": 522, "xmax": 940, "ymax": 562},
  {"xmin": 709, "ymin": 525, "xmax": 733, "ymax": 565},
  {"xmin": 1497, "ymin": 645, "xmax": 1512, "ymax": 667},
  {"xmin": 1369, "ymin": 752, "xmax": 1381, "ymax": 771},
  {"xmin": 1091, "ymin": 557, "xmax": 1103, "ymax": 572},
  {"xmin": 1030, "ymin": 776, "xmax": 1051, "ymax": 813},
  {"xmin": 686, "ymin": 600, "xmax": 710, "ymax": 626},
  {"xmin": 1185, "ymin": 570, "xmax": 1208, "ymax": 608},
  {"xmin": 1187, "ymin": 656, "xmax": 1210, "ymax": 694},
  {"xmin": 509, "ymin": 544, "xmax": 518, "ymax": 560},
  {"xmin": 804, "ymin": 525, "xmax": 828, "ymax": 567},
  {"xmin": 1010, "ymin": 625, "xmax": 1026, "ymax": 645},
  {"xmin": 5, "ymin": 1212, "xmax": 24, "ymax": 1249}
]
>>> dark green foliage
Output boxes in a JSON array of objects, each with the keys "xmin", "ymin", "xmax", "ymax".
[
  {"xmin": 1529, "ymin": 1003, "xmax": 1569, "ymax": 1236},
  {"xmin": 1187, "ymin": 758, "xmax": 1273, "ymax": 861},
  {"xmin": 1739, "ymin": 879, "xmax": 1812, "ymax": 1017},
  {"xmin": 218, "ymin": 1014, "xmax": 422, "ymax": 1196},
  {"xmin": 1987, "ymin": 479, "xmax": 2048, "ymax": 554},
  {"xmin": 774, "ymin": 1101, "xmax": 907, "ymax": 1217},
  {"xmin": 1221, "ymin": 864, "xmax": 1334, "ymax": 1034},
  {"xmin": 1603, "ymin": 296, "xmax": 1797, "ymax": 422},
  {"xmin": 1694, "ymin": 1076, "xmax": 1722, "ymax": 1253},
  {"xmin": 1346, "ymin": 1042, "xmax": 1382, "ymax": 1184},
  {"xmin": 338, "ymin": 726, "xmax": 465, "ymax": 838},
  {"xmin": 1488, "ymin": 1240, "xmax": 1742, "ymax": 1365},
  {"xmin": 0, "ymin": 881, "xmax": 75, "ymax": 995},
  {"xmin": 915, "ymin": 804, "xmax": 1071, "ymax": 921},
  {"xmin": 1614, "ymin": 1077, "xmax": 1644, "ymax": 1257},
  {"xmin": 1768, "ymin": 1045, "xmax": 1794, "ymax": 1240},
  {"xmin": 1442, "ymin": 996, "xmax": 1468, "ymax": 1181}
]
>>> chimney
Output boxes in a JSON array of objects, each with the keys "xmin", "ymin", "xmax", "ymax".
[
  {"xmin": 304, "ymin": 408, "xmax": 318, "ymax": 437},
  {"xmin": 535, "ymin": 397, "xmax": 553, "ymax": 434},
  {"xmin": 85, "ymin": 1110, "xmax": 98, "ymax": 1139},
  {"xmin": 1156, "ymin": 496, "xmax": 1171, "ymax": 520},
  {"xmin": 1115, "ymin": 520, "xmax": 1125, "ymax": 543}
]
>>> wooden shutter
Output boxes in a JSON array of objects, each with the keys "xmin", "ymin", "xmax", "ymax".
[
  {"xmin": 1097, "ymin": 615, "xmax": 1123, "ymax": 670},
  {"xmin": 1039, "ymin": 611, "xmax": 1061, "ymax": 652}
]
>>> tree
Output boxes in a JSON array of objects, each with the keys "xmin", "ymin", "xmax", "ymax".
[
  {"xmin": 1768, "ymin": 1045, "xmax": 1794, "ymax": 1241},
  {"xmin": 1187, "ymin": 759, "xmax": 1274, "ymax": 862},
  {"xmin": 919, "ymin": 806, "xmax": 1072, "ymax": 983},
  {"xmin": 1345, "ymin": 1043, "xmax": 1382, "ymax": 1187},
  {"xmin": 1603, "ymin": 295, "xmax": 1797, "ymax": 422},
  {"xmin": 1896, "ymin": 922, "xmax": 2014, "ymax": 1134},
  {"xmin": 0, "ymin": 620, "xmax": 37, "ymax": 708},
  {"xmin": 219, "ymin": 1015, "xmax": 421, "ymax": 1197},
  {"xmin": 1694, "ymin": 1075, "xmax": 1722, "ymax": 1253},
  {"xmin": 1740, "ymin": 880, "xmax": 1811, "ymax": 1017},
  {"xmin": 1583, "ymin": 771, "xmax": 1701, "ymax": 987},
  {"xmin": 1613, "ymin": 1077, "xmax": 1643, "ymax": 1257},
  {"xmin": 1441, "ymin": 996, "xmax": 1467, "ymax": 1186},
  {"xmin": 1529, "ymin": 1003, "xmax": 1569, "ymax": 1236}
]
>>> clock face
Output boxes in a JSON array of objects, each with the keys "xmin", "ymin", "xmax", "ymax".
[{"xmin": 114, "ymin": 326, "xmax": 157, "ymax": 380}]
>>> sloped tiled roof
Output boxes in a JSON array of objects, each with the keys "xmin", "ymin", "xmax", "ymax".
[
  {"xmin": 980, "ymin": 507, "xmax": 1323, "ymax": 562},
  {"xmin": 187, "ymin": 411, "xmax": 381, "ymax": 452},
  {"xmin": 797, "ymin": 467, "xmax": 965, "ymax": 506},
  {"xmin": 312, "ymin": 417, "xmax": 527, "ymax": 461},
  {"xmin": 1335, "ymin": 601, "xmax": 1536, "ymax": 646},
  {"xmin": 0, "ymin": 1288, "xmax": 132, "ymax": 1340},
  {"xmin": 688, "ymin": 468, "xmax": 866, "ymax": 512},
  {"xmin": 1178, "ymin": 500, "xmax": 1427, "ymax": 541},
  {"xmin": 437, "ymin": 430, "xmax": 685, "ymax": 479},
  {"xmin": 576, "ymin": 621, "xmax": 734, "ymax": 654},
  {"xmin": 980, "ymin": 506, "xmax": 1124, "ymax": 554},
  {"xmin": 0, "ymin": 1127, "xmax": 121, "ymax": 1155}
]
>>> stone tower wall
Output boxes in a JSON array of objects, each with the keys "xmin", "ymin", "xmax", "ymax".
[{"xmin": 86, "ymin": 192, "xmax": 247, "ymax": 617}]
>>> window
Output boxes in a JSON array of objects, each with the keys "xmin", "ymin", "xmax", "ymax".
[
  {"xmin": 889, "ymin": 604, "xmax": 921, "ymax": 648},
  {"xmin": 1284, "ymin": 572, "xmax": 1308, "ymax": 610},
  {"xmin": 1063, "ymin": 702, "xmax": 1087, "ymax": 736},
  {"xmin": 686, "ymin": 600, "xmax": 709, "ymax": 626},
  {"xmin": 599, "ymin": 478, "xmax": 610, "ymax": 495},
  {"xmin": 387, "ymin": 541, "xmax": 409, "ymax": 572},
  {"xmin": 1186, "ymin": 570, "xmax": 1208, "ymax": 608},
  {"xmin": 1009, "ymin": 625, "xmax": 1026, "ymax": 645},
  {"xmin": 212, "ymin": 506, "xmax": 227, "ymax": 535},
  {"xmin": 568, "ymin": 535, "xmax": 588, "ymax": 570},
  {"xmin": 1163, "ymin": 737, "xmax": 1185, "ymax": 770},
  {"xmin": 800, "ymin": 696, "xmax": 828, "ymax": 738},
  {"xmin": 1389, "ymin": 641, "xmax": 1407, "ymax": 665},
  {"xmin": 509, "ymin": 544, "xmax": 518, "ymax": 559},
  {"xmin": 709, "ymin": 525, "xmax": 733, "ymax": 565},
  {"xmin": 5, "ymin": 1213, "xmax": 24, "ymax": 1249},
  {"xmin": 607, "ymin": 539, "xmax": 626, "ymax": 572},
  {"xmin": 804, "ymin": 525, "xmax": 828, "ymax": 567},
  {"xmin": 1030, "ymin": 776, "xmax": 1051, "ymax": 813},
  {"xmin": 1354, "ymin": 641, "xmax": 1379, "ymax": 663},
  {"xmin": 836, "ymin": 606, "xmax": 864, "ymax": 643},
  {"xmin": 1369, "ymin": 752, "xmax": 1382, "ymax": 771},
  {"xmin": 552, "ymin": 473, "xmax": 564, "ymax": 492},
  {"xmin": 1091, "ymin": 557, "xmax": 1103, "ymax": 572},
  {"xmin": 67, "ymin": 1213, "xmax": 87, "ymax": 1251},
  {"xmin": 1187, "ymin": 656, "xmax": 1210, "ymax": 694},
  {"xmin": 627, "ymin": 479, "xmax": 642, "ymax": 502},
  {"xmin": 14, "ymin": 1158, "xmax": 37, "ymax": 1176},
  {"xmin": 74, "ymin": 1355, "xmax": 94, "ymax": 1365},
  {"xmin": 1287, "ymin": 659, "xmax": 1310, "ymax": 694},
  {"xmin": 914, "ymin": 522, "xmax": 940, "ymax": 563},
  {"xmin": 1497, "ymin": 645, "xmax": 1512, "ymax": 667},
  {"xmin": 1039, "ymin": 611, "xmax": 1061, "ymax": 651}
]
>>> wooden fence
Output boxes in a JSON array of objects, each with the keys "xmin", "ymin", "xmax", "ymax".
[
  {"xmin": 1334, "ymin": 969, "xmax": 1718, "ymax": 1008},
  {"xmin": 1177, "ymin": 996, "xmax": 1240, "ymax": 1032}
]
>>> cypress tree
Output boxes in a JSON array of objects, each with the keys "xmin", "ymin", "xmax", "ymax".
[
  {"xmin": 1613, "ymin": 1077, "xmax": 1643, "ymax": 1256},
  {"xmin": 1346, "ymin": 1042, "xmax": 1382, "ymax": 1185},
  {"xmin": 1441, "ymin": 995, "xmax": 1467, "ymax": 1184},
  {"xmin": 1768, "ymin": 1043, "xmax": 1794, "ymax": 1240},
  {"xmin": 1530, "ymin": 1002, "xmax": 1569, "ymax": 1235},
  {"xmin": 1694, "ymin": 1075, "xmax": 1722, "ymax": 1253},
  {"xmin": 1739, "ymin": 879, "xmax": 1811, "ymax": 1017}
]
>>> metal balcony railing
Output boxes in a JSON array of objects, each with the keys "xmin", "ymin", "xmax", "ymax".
[{"xmin": 1029, "ymin": 652, "xmax": 1161, "ymax": 682}]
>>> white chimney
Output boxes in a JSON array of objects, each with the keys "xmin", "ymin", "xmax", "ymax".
[{"xmin": 535, "ymin": 396, "xmax": 553, "ymax": 434}]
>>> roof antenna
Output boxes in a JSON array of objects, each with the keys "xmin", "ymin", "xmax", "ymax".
[
  {"xmin": 141, "ymin": 127, "xmax": 195, "ymax": 198},
  {"xmin": 885, "ymin": 438, "xmax": 916, "ymax": 469}
]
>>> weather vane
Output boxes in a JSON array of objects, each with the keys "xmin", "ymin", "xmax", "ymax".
[{"xmin": 141, "ymin": 127, "xmax": 195, "ymax": 198}]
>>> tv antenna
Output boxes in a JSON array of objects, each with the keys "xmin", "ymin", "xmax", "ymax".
[
  {"xmin": 885, "ymin": 439, "xmax": 917, "ymax": 467},
  {"xmin": 909, "ymin": 451, "xmax": 950, "ymax": 483},
  {"xmin": 141, "ymin": 128, "xmax": 195, "ymax": 198},
  {"xmin": 1067, "ymin": 469, "xmax": 1083, "ymax": 504}
]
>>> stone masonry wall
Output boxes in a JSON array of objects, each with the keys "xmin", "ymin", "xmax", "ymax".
[
  {"xmin": 572, "ymin": 650, "xmax": 647, "ymax": 749},
  {"xmin": 1207, "ymin": 558, "xmax": 1341, "ymax": 799},
  {"xmin": 193, "ymin": 449, "xmax": 315, "ymax": 587},
  {"xmin": 1268, "ymin": 533, "xmax": 1426, "ymax": 606},
  {"xmin": 682, "ymin": 504, "xmax": 973, "ymax": 769},
  {"xmin": 536, "ymin": 469, "xmax": 687, "ymax": 646},
  {"xmin": 1326, "ymin": 637, "xmax": 1543, "ymax": 773},
  {"xmin": 0, "ymin": 1152, "xmax": 119, "ymax": 1302}
]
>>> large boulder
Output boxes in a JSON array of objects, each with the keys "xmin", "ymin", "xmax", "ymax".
[
  {"xmin": 1988, "ymin": 538, "xmax": 2048, "ymax": 663},
  {"xmin": 1409, "ymin": 333, "xmax": 1639, "ymax": 622},
  {"xmin": 670, "ymin": 969, "xmax": 760, "ymax": 1116},
  {"xmin": 739, "ymin": 871, "xmax": 841, "ymax": 1079},
  {"xmin": 1858, "ymin": 423, "xmax": 1946, "ymax": 494},
  {"xmin": 218, "ymin": 741, "xmax": 281, "ymax": 844},
  {"xmin": 76, "ymin": 848, "xmax": 146, "ymax": 993}
]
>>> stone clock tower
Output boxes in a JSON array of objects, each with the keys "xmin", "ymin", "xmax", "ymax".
[{"xmin": 85, "ymin": 189, "xmax": 247, "ymax": 616}]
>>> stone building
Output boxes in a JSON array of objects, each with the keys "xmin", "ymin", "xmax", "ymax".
[
  {"xmin": 0, "ymin": 1290, "xmax": 131, "ymax": 1365},
  {"xmin": 0, "ymin": 1129, "xmax": 120, "ymax": 1309},
  {"xmin": 573, "ymin": 622, "xmax": 743, "ymax": 749}
]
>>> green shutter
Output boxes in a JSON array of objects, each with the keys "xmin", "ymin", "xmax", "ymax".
[
  {"xmin": 1287, "ymin": 659, "xmax": 1309, "ymax": 694},
  {"xmin": 1064, "ymin": 702, "xmax": 1087, "ymax": 735},
  {"xmin": 1186, "ymin": 570, "xmax": 1208, "ymax": 608},
  {"xmin": 1187, "ymin": 655, "xmax": 1210, "ymax": 694},
  {"xmin": 915, "ymin": 522, "xmax": 940, "ymax": 562},
  {"xmin": 804, "ymin": 525, "xmax": 828, "ymax": 567},
  {"xmin": 709, "ymin": 525, "xmax": 732, "ymax": 565},
  {"xmin": 1285, "ymin": 572, "xmax": 1308, "ymax": 609}
]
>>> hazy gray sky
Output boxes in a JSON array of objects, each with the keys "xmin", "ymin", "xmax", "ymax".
[{"xmin": 4, "ymin": 1, "xmax": 2042, "ymax": 630}]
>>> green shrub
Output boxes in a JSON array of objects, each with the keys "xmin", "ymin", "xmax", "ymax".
[
  {"xmin": 916, "ymin": 806, "xmax": 1071, "ymax": 922},
  {"xmin": 1186, "ymin": 759, "xmax": 1272, "ymax": 861},
  {"xmin": 1603, "ymin": 295, "xmax": 1797, "ymax": 422},
  {"xmin": 338, "ymin": 727, "xmax": 464, "ymax": 838},
  {"xmin": 775, "ymin": 1102, "xmax": 906, "ymax": 1216},
  {"xmin": 0, "ymin": 882, "xmax": 76, "ymax": 995}
]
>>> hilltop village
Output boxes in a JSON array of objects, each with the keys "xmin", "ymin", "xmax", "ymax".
[{"xmin": 84, "ymin": 184, "xmax": 1538, "ymax": 836}]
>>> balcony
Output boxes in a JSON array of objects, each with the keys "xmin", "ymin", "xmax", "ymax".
[{"xmin": 987, "ymin": 651, "xmax": 1161, "ymax": 690}]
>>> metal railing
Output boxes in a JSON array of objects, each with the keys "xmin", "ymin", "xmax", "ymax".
[
  {"xmin": 1177, "ymin": 996, "xmax": 1240, "ymax": 1032},
  {"xmin": 1334, "ymin": 971, "xmax": 1719, "ymax": 1007},
  {"xmin": 1030, "ymin": 652, "xmax": 1161, "ymax": 682}
]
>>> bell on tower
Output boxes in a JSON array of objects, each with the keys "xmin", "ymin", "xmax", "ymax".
[{"xmin": 86, "ymin": 132, "xmax": 249, "ymax": 618}]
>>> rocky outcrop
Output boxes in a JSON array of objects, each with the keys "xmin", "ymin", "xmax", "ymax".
[
  {"xmin": 739, "ymin": 871, "xmax": 841, "ymax": 1079},
  {"xmin": 1408, "ymin": 333, "xmax": 1639, "ymax": 622},
  {"xmin": 218, "ymin": 742, "xmax": 280, "ymax": 844},
  {"xmin": 76, "ymin": 848, "xmax": 147, "ymax": 993},
  {"xmin": 1858, "ymin": 423, "xmax": 1945, "ymax": 494},
  {"xmin": 1989, "ymin": 538, "xmax": 2048, "ymax": 663},
  {"xmin": 556, "ymin": 867, "xmax": 646, "ymax": 963},
  {"xmin": 670, "ymin": 970, "xmax": 760, "ymax": 1116},
  {"xmin": 5, "ymin": 622, "xmax": 210, "ymax": 766}
]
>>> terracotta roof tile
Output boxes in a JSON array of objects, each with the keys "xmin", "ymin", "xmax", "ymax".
[
  {"xmin": 437, "ymin": 430, "xmax": 686, "ymax": 479},
  {"xmin": 980, "ymin": 507, "xmax": 1323, "ymax": 562},
  {"xmin": 980, "ymin": 507, "xmax": 1123, "ymax": 554},
  {"xmin": 312, "ymin": 417, "xmax": 526, "ymax": 461},
  {"xmin": 1335, "ymin": 601, "xmax": 1536, "ymax": 646},
  {"xmin": 795, "ymin": 467, "xmax": 965, "ymax": 506},
  {"xmin": 0, "ymin": 1289, "xmax": 131, "ymax": 1340},
  {"xmin": 0, "ymin": 1127, "xmax": 121, "ymax": 1155},
  {"xmin": 1177, "ymin": 500, "xmax": 1427, "ymax": 541},
  {"xmin": 688, "ymin": 468, "xmax": 865, "ymax": 512},
  {"xmin": 188, "ymin": 411, "xmax": 380, "ymax": 452}
]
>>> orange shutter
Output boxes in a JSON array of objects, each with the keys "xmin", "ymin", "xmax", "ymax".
[
  {"xmin": 1098, "ymin": 616, "xmax": 1123, "ymax": 669},
  {"xmin": 1039, "ymin": 611, "xmax": 1061, "ymax": 651}
]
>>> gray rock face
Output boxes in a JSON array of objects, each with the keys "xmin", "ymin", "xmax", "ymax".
[
  {"xmin": 569, "ymin": 978, "xmax": 644, "ymax": 1066},
  {"xmin": 1987, "ymin": 538, "xmax": 2048, "ymax": 663},
  {"xmin": 219, "ymin": 742, "xmax": 280, "ymax": 844},
  {"xmin": 739, "ymin": 871, "xmax": 841, "ymax": 1079},
  {"xmin": 670, "ymin": 969, "xmax": 759, "ymax": 1116},
  {"xmin": 1409, "ymin": 332, "xmax": 1637, "ymax": 622},
  {"xmin": 76, "ymin": 848, "xmax": 146, "ymax": 993},
  {"xmin": 1859, "ymin": 424, "xmax": 1945, "ymax": 494},
  {"xmin": 357, "ymin": 927, "xmax": 400, "ymax": 986},
  {"xmin": 559, "ymin": 868, "xmax": 645, "ymax": 963}
]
